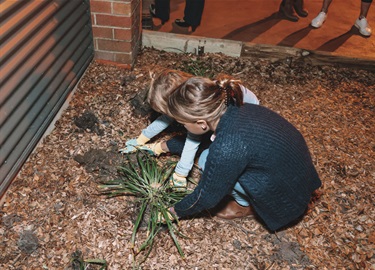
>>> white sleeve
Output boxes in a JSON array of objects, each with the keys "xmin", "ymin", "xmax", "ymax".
[
  {"xmin": 174, "ymin": 132, "xmax": 202, "ymax": 176},
  {"xmin": 241, "ymin": 85, "xmax": 260, "ymax": 105}
]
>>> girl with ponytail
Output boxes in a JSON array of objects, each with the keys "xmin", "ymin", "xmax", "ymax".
[
  {"xmin": 166, "ymin": 76, "xmax": 321, "ymax": 232},
  {"xmin": 121, "ymin": 71, "xmax": 259, "ymax": 191}
]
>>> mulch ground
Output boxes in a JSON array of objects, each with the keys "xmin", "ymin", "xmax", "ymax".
[{"xmin": 1, "ymin": 47, "xmax": 374, "ymax": 270}]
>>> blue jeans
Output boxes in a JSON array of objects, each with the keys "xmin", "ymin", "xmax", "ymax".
[{"xmin": 198, "ymin": 149, "xmax": 250, "ymax": 207}]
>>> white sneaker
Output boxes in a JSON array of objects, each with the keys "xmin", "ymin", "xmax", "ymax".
[
  {"xmin": 311, "ymin": 12, "xmax": 327, "ymax": 28},
  {"xmin": 355, "ymin": 17, "xmax": 372, "ymax": 37}
]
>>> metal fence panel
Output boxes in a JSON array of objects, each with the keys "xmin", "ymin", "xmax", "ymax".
[{"xmin": 0, "ymin": 0, "xmax": 94, "ymax": 198}]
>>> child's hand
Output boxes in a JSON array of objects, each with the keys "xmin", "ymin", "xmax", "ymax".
[
  {"xmin": 169, "ymin": 172, "xmax": 187, "ymax": 191},
  {"xmin": 119, "ymin": 134, "xmax": 151, "ymax": 154},
  {"xmin": 157, "ymin": 208, "xmax": 176, "ymax": 224},
  {"xmin": 119, "ymin": 138, "xmax": 138, "ymax": 154},
  {"xmin": 139, "ymin": 142, "xmax": 165, "ymax": 156}
]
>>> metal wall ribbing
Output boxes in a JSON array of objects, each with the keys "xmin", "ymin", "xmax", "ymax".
[{"xmin": 0, "ymin": 0, "xmax": 94, "ymax": 198}]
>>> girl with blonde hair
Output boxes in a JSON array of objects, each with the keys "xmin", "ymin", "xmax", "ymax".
[
  {"xmin": 166, "ymin": 77, "xmax": 321, "ymax": 231},
  {"xmin": 120, "ymin": 69, "xmax": 259, "ymax": 191}
]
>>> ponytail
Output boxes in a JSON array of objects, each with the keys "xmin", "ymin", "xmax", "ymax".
[{"xmin": 214, "ymin": 74, "xmax": 244, "ymax": 107}]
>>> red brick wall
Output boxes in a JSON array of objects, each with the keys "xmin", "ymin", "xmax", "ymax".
[{"xmin": 90, "ymin": 0, "xmax": 142, "ymax": 66}]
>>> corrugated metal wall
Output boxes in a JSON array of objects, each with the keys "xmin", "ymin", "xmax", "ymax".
[{"xmin": 0, "ymin": 0, "xmax": 94, "ymax": 198}]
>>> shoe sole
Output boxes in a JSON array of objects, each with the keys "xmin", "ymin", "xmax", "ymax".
[
  {"xmin": 216, "ymin": 213, "xmax": 254, "ymax": 219},
  {"xmin": 310, "ymin": 23, "xmax": 322, "ymax": 28},
  {"xmin": 354, "ymin": 22, "xmax": 371, "ymax": 37}
]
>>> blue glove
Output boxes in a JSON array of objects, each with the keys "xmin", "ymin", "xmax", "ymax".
[
  {"xmin": 119, "ymin": 138, "xmax": 138, "ymax": 154},
  {"xmin": 120, "ymin": 141, "xmax": 166, "ymax": 156},
  {"xmin": 119, "ymin": 134, "xmax": 151, "ymax": 154}
]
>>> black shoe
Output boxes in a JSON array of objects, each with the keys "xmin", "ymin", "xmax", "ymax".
[
  {"xmin": 279, "ymin": 2, "xmax": 299, "ymax": 22},
  {"xmin": 175, "ymin": 19, "xmax": 197, "ymax": 32},
  {"xmin": 149, "ymin": 4, "xmax": 167, "ymax": 24},
  {"xmin": 293, "ymin": 0, "xmax": 308, "ymax": 17}
]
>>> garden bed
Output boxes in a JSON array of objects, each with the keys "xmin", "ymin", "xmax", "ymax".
[{"xmin": 1, "ymin": 47, "xmax": 374, "ymax": 269}]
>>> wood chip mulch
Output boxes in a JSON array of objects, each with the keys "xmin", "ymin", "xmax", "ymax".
[{"xmin": 1, "ymin": 47, "xmax": 374, "ymax": 270}]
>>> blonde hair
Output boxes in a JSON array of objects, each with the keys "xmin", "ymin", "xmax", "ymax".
[
  {"xmin": 147, "ymin": 66, "xmax": 193, "ymax": 114},
  {"xmin": 167, "ymin": 75, "xmax": 244, "ymax": 124}
]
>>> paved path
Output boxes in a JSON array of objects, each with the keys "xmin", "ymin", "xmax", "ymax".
[{"xmin": 145, "ymin": 0, "xmax": 375, "ymax": 61}]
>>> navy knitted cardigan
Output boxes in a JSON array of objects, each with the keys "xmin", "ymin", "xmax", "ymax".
[{"xmin": 171, "ymin": 104, "xmax": 321, "ymax": 231}]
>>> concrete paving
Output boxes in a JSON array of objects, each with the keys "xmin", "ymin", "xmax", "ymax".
[{"xmin": 145, "ymin": 0, "xmax": 375, "ymax": 61}]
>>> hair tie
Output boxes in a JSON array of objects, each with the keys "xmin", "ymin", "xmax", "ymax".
[
  {"xmin": 223, "ymin": 87, "xmax": 231, "ymax": 106},
  {"xmin": 216, "ymin": 81, "xmax": 231, "ymax": 106}
]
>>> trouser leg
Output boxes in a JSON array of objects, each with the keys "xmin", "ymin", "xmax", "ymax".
[
  {"xmin": 155, "ymin": 0, "xmax": 170, "ymax": 23},
  {"xmin": 183, "ymin": 0, "xmax": 205, "ymax": 26},
  {"xmin": 166, "ymin": 134, "xmax": 186, "ymax": 155},
  {"xmin": 198, "ymin": 149, "xmax": 250, "ymax": 206}
]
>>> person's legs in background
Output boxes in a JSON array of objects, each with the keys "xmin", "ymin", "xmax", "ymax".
[
  {"xmin": 175, "ymin": 0, "xmax": 205, "ymax": 32},
  {"xmin": 293, "ymin": 0, "xmax": 308, "ymax": 18},
  {"xmin": 279, "ymin": 0, "xmax": 299, "ymax": 22},
  {"xmin": 320, "ymin": 0, "xmax": 333, "ymax": 13},
  {"xmin": 360, "ymin": 0, "xmax": 372, "ymax": 17},
  {"xmin": 183, "ymin": 0, "xmax": 205, "ymax": 28},
  {"xmin": 311, "ymin": 0, "xmax": 372, "ymax": 36},
  {"xmin": 355, "ymin": 0, "xmax": 372, "ymax": 36},
  {"xmin": 311, "ymin": 0, "xmax": 333, "ymax": 28},
  {"xmin": 150, "ymin": 0, "xmax": 170, "ymax": 24}
]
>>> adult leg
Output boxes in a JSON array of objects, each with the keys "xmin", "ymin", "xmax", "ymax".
[
  {"xmin": 360, "ymin": 0, "xmax": 372, "ymax": 18},
  {"xmin": 293, "ymin": 0, "xmax": 308, "ymax": 17},
  {"xmin": 153, "ymin": 0, "xmax": 170, "ymax": 24},
  {"xmin": 183, "ymin": 0, "xmax": 205, "ymax": 27},
  {"xmin": 321, "ymin": 0, "xmax": 333, "ymax": 13},
  {"xmin": 279, "ymin": 0, "xmax": 299, "ymax": 22},
  {"xmin": 355, "ymin": 0, "xmax": 372, "ymax": 36},
  {"xmin": 175, "ymin": 0, "xmax": 205, "ymax": 31},
  {"xmin": 311, "ymin": 0, "xmax": 333, "ymax": 28}
]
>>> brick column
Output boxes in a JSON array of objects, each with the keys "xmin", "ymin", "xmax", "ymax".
[{"xmin": 90, "ymin": 0, "xmax": 142, "ymax": 67}]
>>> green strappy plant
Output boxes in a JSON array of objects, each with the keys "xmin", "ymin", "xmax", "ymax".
[{"xmin": 98, "ymin": 151, "xmax": 191, "ymax": 266}]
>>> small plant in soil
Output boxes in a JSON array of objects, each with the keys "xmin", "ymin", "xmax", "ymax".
[
  {"xmin": 69, "ymin": 250, "xmax": 107, "ymax": 270},
  {"xmin": 98, "ymin": 151, "xmax": 191, "ymax": 266}
]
